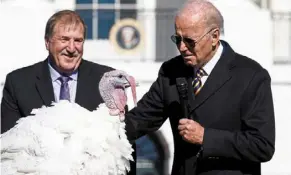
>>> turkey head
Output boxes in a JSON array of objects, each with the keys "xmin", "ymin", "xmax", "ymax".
[{"xmin": 99, "ymin": 70, "xmax": 137, "ymax": 121}]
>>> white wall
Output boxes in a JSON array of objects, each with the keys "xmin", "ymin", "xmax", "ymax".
[
  {"xmin": 270, "ymin": 0, "xmax": 291, "ymax": 11},
  {"xmin": 211, "ymin": 0, "xmax": 273, "ymax": 71},
  {"xmin": 0, "ymin": 0, "xmax": 55, "ymax": 82},
  {"xmin": 269, "ymin": 0, "xmax": 291, "ymax": 83}
]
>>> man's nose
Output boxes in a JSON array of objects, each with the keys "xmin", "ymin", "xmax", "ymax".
[
  {"xmin": 177, "ymin": 41, "xmax": 188, "ymax": 52},
  {"xmin": 67, "ymin": 40, "xmax": 76, "ymax": 53}
]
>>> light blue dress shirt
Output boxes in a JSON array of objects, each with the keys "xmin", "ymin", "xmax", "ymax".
[{"xmin": 48, "ymin": 62, "xmax": 78, "ymax": 102}]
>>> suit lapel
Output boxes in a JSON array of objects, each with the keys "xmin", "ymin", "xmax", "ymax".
[
  {"xmin": 175, "ymin": 62, "xmax": 197, "ymax": 116},
  {"xmin": 186, "ymin": 76, "xmax": 196, "ymax": 113},
  {"xmin": 189, "ymin": 41, "xmax": 235, "ymax": 113},
  {"xmin": 191, "ymin": 64, "xmax": 231, "ymax": 111},
  {"xmin": 75, "ymin": 60, "xmax": 98, "ymax": 109},
  {"xmin": 35, "ymin": 59, "xmax": 55, "ymax": 106},
  {"xmin": 35, "ymin": 59, "xmax": 99, "ymax": 110}
]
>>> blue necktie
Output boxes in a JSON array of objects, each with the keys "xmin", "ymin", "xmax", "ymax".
[
  {"xmin": 192, "ymin": 68, "xmax": 207, "ymax": 95},
  {"xmin": 59, "ymin": 76, "xmax": 71, "ymax": 101}
]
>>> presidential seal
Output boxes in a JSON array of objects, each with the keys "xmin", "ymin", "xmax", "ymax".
[{"xmin": 109, "ymin": 18, "xmax": 143, "ymax": 54}]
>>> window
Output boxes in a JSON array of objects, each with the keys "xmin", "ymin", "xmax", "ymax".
[
  {"xmin": 75, "ymin": 0, "xmax": 137, "ymax": 40},
  {"xmin": 76, "ymin": 0, "xmax": 93, "ymax": 3}
]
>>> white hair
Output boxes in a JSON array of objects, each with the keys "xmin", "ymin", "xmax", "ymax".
[{"xmin": 176, "ymin": 0, "xmax": 224, "ymax": 32}]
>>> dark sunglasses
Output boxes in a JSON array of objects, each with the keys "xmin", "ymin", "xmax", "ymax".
[{"xmin": 171, "ymin": 28, "xmax": 215, "ymax": 47}]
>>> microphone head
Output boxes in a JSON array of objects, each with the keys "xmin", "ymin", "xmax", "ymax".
[{"xmin": 176, "ymin": 78, "xmax": 188, "ymax": 99}]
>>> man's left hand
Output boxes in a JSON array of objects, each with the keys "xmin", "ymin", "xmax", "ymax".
[{"xmin": 178, "ymin": 119, "xmax": 204, "ymax": 145}]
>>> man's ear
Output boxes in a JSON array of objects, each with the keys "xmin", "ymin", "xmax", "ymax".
[
  {"xmin": 45, "ymin": 38, "xmax": 49, "ymax": 51},
  {"xmin": 212, "ymin": 28, "xmax": 220, "ymax": 46}
]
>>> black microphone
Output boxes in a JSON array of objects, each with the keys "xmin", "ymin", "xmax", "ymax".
[{"xmin": 176, "ymin": 78, "xmax": 189, "ymax": 119}]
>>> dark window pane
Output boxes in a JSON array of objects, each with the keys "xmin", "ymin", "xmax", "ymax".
[
  {"xmin": 120, "ymin": 0, "xmax": 136, "ymax": 4},
  {"xmin": 76, "ymin": 0, "xmax": 93, "ymax": 4},
  {"xmin": 98, "ymin": 0, "xmax": 115, "ymax": 4},
  {"xmin": 97, "ymin": 9, "xmax": 115, "ymax": 39},
  {"xmin": 76, "ymin": 10, "xmax": 93, "ymax": 39},
  {"xmin": 120, "ymin": 9, "xmax": 136, "ymax": 19}
]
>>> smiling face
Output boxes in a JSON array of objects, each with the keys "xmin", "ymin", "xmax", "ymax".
[{"xmin": 45, "ymin": 22, "xmax": 85, "ymax": 74}]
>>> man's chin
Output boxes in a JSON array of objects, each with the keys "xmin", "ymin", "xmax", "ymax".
[
  {"xmin": 183, "ymin": 59, "xmax": 196, "ymax": 67},
  {"xmin": 62, "ymin": 55, "xmax": 76, "ymax": 62},
  {"xmin": 59, "ymin": 65, "xmax": 77, "ymax": 74}
]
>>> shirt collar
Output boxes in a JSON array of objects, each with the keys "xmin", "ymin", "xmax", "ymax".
[
  {"xmin": 48, "ymin": 59, "xmax": 78, "ymax": 82},
  {"xmin": 199, "ymin": 41, "xmax": 223, "ymax": 76}
]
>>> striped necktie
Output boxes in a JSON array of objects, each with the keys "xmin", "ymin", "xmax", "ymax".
[{"xmin": 192, "ymin": 68, "xmax": 207, "ymax": 95}]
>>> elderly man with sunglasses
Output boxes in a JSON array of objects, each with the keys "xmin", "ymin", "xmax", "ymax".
[{"xmin": 125, "ymin": 0, "xmax": 275, "ymax": 175}]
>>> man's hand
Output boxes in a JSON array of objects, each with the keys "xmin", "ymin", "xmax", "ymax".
[{"xmin": 178, "ymin": 118, "xmax": 204, "ymax": 145}]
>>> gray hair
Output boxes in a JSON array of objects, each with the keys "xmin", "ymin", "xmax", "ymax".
[
  {"xmin": 45, "ymin": 10, "xmax": 87, "ymax": 40},
  {"xmin": 176, "ymin": 0, "xmax": 224, "ymax": 32}
]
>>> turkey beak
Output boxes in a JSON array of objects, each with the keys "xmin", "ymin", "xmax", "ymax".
[{"xmin": 125, "ymin": 75, "xmax": 137, "ymax": 107}]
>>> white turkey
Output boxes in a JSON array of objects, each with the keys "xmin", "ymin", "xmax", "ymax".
[{"xmin": 0, "ymin": 70, "xmax": 137, "ymax": 175}]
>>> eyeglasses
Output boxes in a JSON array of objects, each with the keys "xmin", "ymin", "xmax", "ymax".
[{"xmin": 171, "ymin": 29, "xmax": 214, "ymax": 48}]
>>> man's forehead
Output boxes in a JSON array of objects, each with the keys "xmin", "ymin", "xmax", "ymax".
[
  {"xmin": 53, "ymin": 22, "xmax": 83, "ymax": 34},
  {"xmin": 56, "ymin": 22, "xmax": 83, "ymax": 31},
  {"xmin": 175, "ymin": 14, "xmax": 205, "ymax": 29},
  {"xmin": 175, "ymin": 21, "xmax": 205, "ymax": 36}
]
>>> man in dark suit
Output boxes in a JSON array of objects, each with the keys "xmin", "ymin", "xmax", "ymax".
[
  {"xmin": 1, "ymin": 10, "xmax": 136, "ymax": 175},
  {"xmin": 125, "ymin": 0, "xmax": 275, "ymax": 175},
  {"xmin": 1, "ymin": 10, "xmax": 113, "ymax": 133}
]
